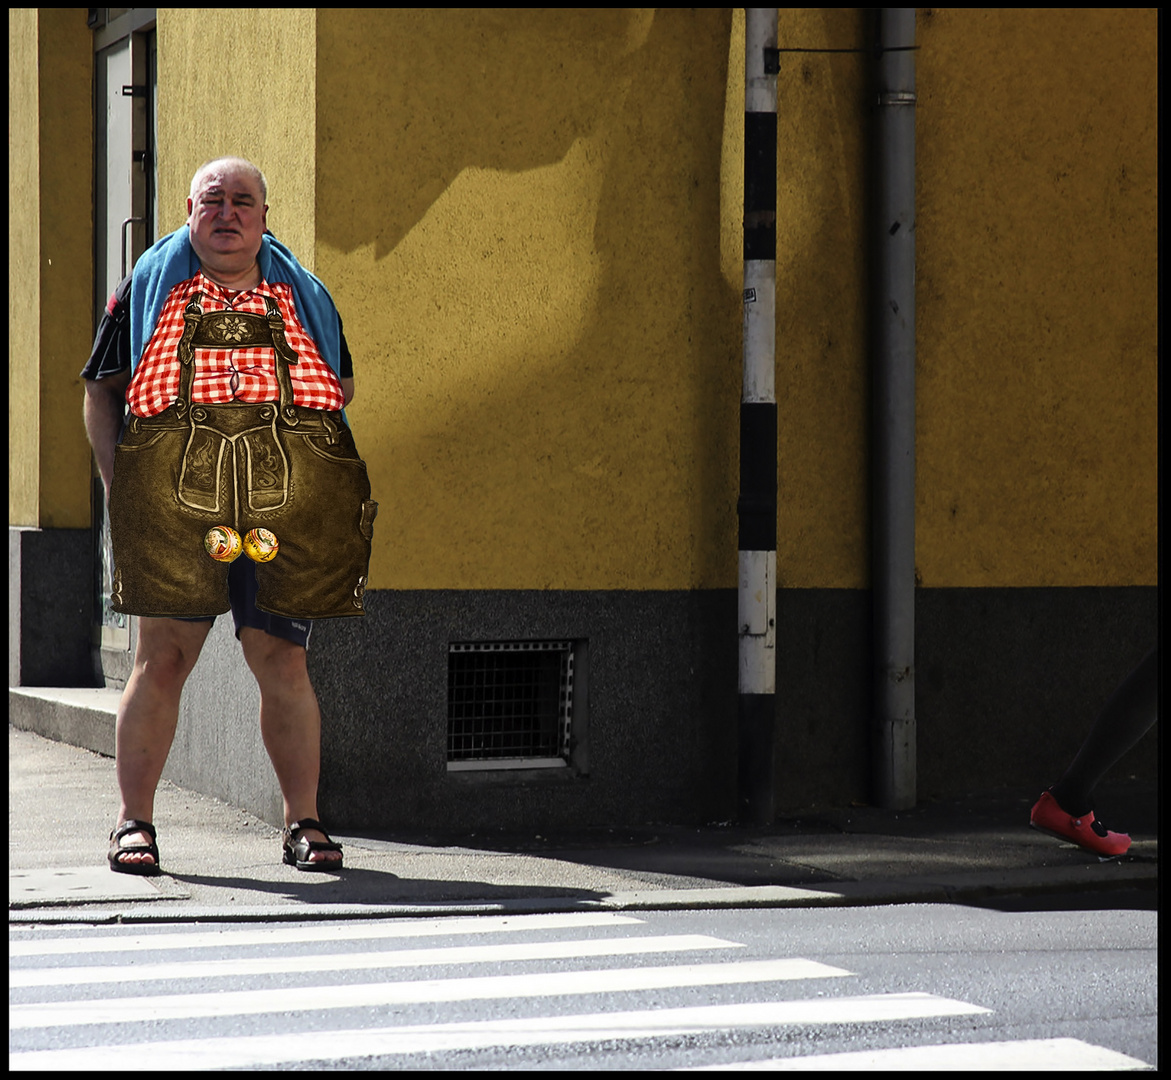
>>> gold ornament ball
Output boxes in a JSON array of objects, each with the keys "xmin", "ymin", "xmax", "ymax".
[
  {"xmin": 204, "ymin": 525, "xmax": 243, "ymax": 562},
  {"xmin": 243, "ymin": 527, "xmax": 280, "ymax": 563}
]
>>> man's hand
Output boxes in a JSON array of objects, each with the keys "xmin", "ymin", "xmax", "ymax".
[
  {"xmin": 341, "ymin": 377, "xmax": 355, "ymax": 406},
  {"xmin": 83, "ymin": 370, "xmax": 131, "ymax": 498}
]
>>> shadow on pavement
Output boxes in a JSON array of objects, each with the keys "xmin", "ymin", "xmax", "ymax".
[{"xmin": 166, "ymin": 869, "xmax": 611, "ymax": 906}]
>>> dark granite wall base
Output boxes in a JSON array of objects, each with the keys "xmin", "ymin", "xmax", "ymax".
[
  {"xmin": 777, "ymin": 585, "xmax": 1158, "ymax": 812},
  {"xmin": 9, "ymin": 527, "xmax": 94, "ymax": 688},
  {"xmin": 308, "ymin": 590, "xmax": 741, "ymax": 833},
  {"xmin": 307, "ymin": 586, "xmax": 1157, "ymax": 831},
  {"xmin": 915, "ymin": 586, "xmax": 1158, "ymax": 803},
  {"xmin": 773, "ymin": 588, "xmax": 872, "ymax": 812}
]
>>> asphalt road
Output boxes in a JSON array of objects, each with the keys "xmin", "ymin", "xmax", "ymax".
[{"xmin": 9, "ymin": 900, "xmax": 1157, "ymax": 1070}]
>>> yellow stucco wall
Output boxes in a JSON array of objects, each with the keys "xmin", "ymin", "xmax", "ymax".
[
  {"xmin": 9, "ymin": 9, "xmax": 41, "ymax": 527},
  {"xmin": 117, "ymin": 8, "xmax": 1156, "ymax": 593},
  {"xmin": 316, "ymin": 9, "xmax": 740, "ymax": 591},
  {"xmin": 916, "ymin": 8, "xmax": 1158, "ymax": 587},
  {"xmin": 156, "ymin": 9, "xmax": 317, "ymax": 261},
  {"xmin": 36, "ymin": 7, "xmax": 93, "ymax": 529},
  {"xmin": 759, "ymin": 9, "xmax": 870, "ymax": 589},
  {"xmin": 8, "ymin": 8, "xmax": 92, "ymax": 530},
  {"xmin": 726, "ymin": 8, "xmax": 1157, "ymax": 590}
]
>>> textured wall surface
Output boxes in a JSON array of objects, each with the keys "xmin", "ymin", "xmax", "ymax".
[
  {"xmin": 9, "ymin": 9, "xmax": 93, "ymax": 530},
  {"xmin": 316, "ymin": 9, "xmax": 740, "ymax": 591},
  {"xmin": 9, "ymin": 9, "xmax": 41, "ymax": 527},
  {"xmin": 771, "ymin": 9, "xmax": 871, "ymax": 589},
  {"xmin": 168, "ymin": 616, "xmax": 283, "ymax": 825},
  {"xmin": 156, "ymin": 9, "xmax": 317, "ymax": 262},
  {"xmin": 309, "ymin": 589, "xmax": 740, "ymax": 831},
  {"xmin": 916, "ymin": 8, "xmax": 1157, "ymax": 586},
  {"xmin": 8, "ymin": 10, "xmax": 1154, "ymax": 827},
  {"xmin": 35, "ymin": 7, "xmax": 93, "ymax": 529},
  {"xmin": 154, "ymin": 8, "xmax": 1156, "ymax": 594}
]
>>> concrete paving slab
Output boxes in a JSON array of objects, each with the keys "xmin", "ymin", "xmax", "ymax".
[{"xmin": 9, "ymin": 866, "xmax": 183, "ymax": 909}]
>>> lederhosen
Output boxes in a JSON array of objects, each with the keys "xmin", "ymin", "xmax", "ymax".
[{"xmin": 109, "ymin": 292, "xmax": 377, "ymax": 619}]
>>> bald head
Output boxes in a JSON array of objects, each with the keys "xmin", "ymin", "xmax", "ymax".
[{"xmin": 189, "ymin": 157, "xmax": 268, "ymax": 204}]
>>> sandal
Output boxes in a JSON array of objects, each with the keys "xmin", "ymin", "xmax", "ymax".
[
  {"xmin": 282, "ymin": 818, "xmax": 344, "ymax": 871},
  {"xmin": 108, "ymin": 819, "xmax": 161, "ymax": 876}
]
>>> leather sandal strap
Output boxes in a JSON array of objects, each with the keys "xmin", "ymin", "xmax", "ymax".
[
  {"xmin": 112, "ymin": 819, "xmax": 157, "ymax": 842},
  {"xmin": 285, "ymin": 818, "xmax": 343, "ymax": 860},
  {"xmin": 111, "ymin": 839, "xmax": 157, "ymax": 855},
  {"xmin": 287, "ymin": 818, "xmax": 328, "ymax": 840}
]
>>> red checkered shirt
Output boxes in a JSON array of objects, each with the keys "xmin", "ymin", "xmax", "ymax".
[{"xmin": 125, "ymin": 272, "xmax": 344, "ymax": 417}]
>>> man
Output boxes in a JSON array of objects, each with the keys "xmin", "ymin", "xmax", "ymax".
[{"xmin": 83, "ymin": 157, "xmax": 374, "ymax": 874}]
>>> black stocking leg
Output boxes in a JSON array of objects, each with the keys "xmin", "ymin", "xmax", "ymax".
[{"xmin": 1049, "ymin": 648, "xmax": 1157, "ymax": 815}]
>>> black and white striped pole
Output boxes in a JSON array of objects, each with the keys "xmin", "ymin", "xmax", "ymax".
[{"xmin": 738, "ymin": 8, "xmax": 778, "ymax": 825}]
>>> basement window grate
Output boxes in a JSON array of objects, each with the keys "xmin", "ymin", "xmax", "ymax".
[{"xmin": 447, "ymin": 641, "xmax": 574, "ymax": 770}]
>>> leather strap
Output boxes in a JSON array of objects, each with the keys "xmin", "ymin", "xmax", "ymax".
[
  {"xmin": 174, "ymin": 293, "xmax": 203, "ymax": 419},
  {"xmin": 111, "ymin": 819, "xmax": 156, "ymax": 842}
]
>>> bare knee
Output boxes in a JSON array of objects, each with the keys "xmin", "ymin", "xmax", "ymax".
[
  {"xmin": 240, "ymin": 629, "xmax": 310, "ymax": 692},
  {"xmin": 133, "ymin": 619, "xmax": 210, "ymax": 689}
]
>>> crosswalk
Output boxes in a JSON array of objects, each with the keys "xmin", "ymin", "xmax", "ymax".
[{"xmin": 9, "ymin": 910, "xmax": 1152, "ymax": 1071}]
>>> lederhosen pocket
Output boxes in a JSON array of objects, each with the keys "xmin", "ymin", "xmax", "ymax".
[{"xmin": 109, "ymin": 292, "xmax": 377, "ymax": 619}]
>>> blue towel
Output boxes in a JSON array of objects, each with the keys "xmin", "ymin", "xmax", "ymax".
[{"xmin": 129, "ymin": 225, "xmax": 342, "ymax": 379}]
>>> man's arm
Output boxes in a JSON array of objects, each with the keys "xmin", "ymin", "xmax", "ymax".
[
  {"xmin": 83, "ymin": 370, "xmax": 131, "ymax": 498},
  {"xmin": 341, "ymin": 377, "xmax": 354, "ymax": 406}
]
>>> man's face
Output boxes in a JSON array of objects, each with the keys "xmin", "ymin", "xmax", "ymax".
[{"xmin": 186, "ymin": 165, "xmax": 267, "ymax": 270}]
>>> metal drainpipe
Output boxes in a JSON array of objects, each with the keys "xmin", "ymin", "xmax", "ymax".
[
  {"xmin": 738, "ymin": 8, "xmax": 779, "ymax": 825},
  {"xmin": 872, "ymin": 8, "xmax": 917, "ymax": 810}
]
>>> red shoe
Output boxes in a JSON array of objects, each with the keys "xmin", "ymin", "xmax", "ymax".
[{"xmin": 1030, "ymin": 790, "xmax": 1131, "ymax": 858}]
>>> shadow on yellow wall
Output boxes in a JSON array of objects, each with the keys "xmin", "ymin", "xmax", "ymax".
[{"xmin": 317, "ymin": 10, "xmax": 741, "ymax": 591}]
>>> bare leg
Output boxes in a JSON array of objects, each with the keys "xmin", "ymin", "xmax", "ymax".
[
  {"xmin": 113, "ymin": 617, "xmax": 213, "ymax": 867},
  {"xmin": 240, "ymin": 627, "xmax": 340, "ymax": 864},
  {"xmin": 1050, "ymin": 648, "xmax": 1158, "ymax": 814}
]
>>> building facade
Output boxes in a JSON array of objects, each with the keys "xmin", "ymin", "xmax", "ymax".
[{"xmin": 9, "ymin": 9, "xmax": 1157, "ymax": 831}]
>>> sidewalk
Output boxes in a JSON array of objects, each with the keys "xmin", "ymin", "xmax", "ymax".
[{"xmin": 9, "ymin": 724, "xmax": 1158, "ymax": 924}]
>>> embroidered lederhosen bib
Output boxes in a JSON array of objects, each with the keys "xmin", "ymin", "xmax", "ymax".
[{"xmin": 109, "ymin": 292, "xmax": 377, "ymax": 619}]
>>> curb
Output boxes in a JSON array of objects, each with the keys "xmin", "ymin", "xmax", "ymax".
[{"xmin": 9, "ymin": 864, "xmax": 1156, "ymax": 926}]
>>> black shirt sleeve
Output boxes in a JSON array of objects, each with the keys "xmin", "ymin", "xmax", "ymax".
[
  {"xmin": 338, "ymin": 316, "xmax": 354, "ymax": 380},
  {"xmin": 80, "ymin": 274, "xmax": 132, "ymax": 380}
]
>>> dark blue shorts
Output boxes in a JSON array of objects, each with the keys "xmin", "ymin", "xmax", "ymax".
[{"xmin": 176, "ymin": 556, "xmax": 313, "ymax": 649}]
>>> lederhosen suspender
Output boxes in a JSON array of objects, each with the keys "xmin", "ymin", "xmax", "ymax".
[{"xmin": 175, "ymin": 293, "xmax": 300, "ymax": 423}]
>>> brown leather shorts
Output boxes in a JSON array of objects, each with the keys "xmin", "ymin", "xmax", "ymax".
[{"xmin": 109, "ymin": 402, "xmax": 377, "ymax": 619}]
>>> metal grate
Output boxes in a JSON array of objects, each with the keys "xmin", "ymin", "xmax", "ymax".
[{"xmin": 447, "ymin": 641, "xmax": 574, "ymax": 768}]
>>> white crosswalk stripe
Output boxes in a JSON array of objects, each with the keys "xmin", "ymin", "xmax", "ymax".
[
  {"xmin": 11, "ymin": 958, "xmax": 851, "ymax": 1029},
  {"xmin": 681, "ymin": 1037, "xmax": 1153, "ymax": 1071},
  {"xmin": 11, "ymin": 995, "xmax": 990, "ymax": 1070},
  {"xmin": 8, "ymin": 910, "xmax": 640, "ymax": 957},
  {"xmin": 10, "ymin": 932, "xmax": 743, "ymax": 989},
  {"xmin": 8, "ymin": 913, "xmax": 1151, "ymax": 1072}
]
